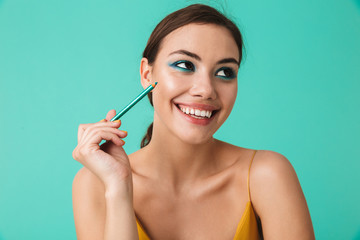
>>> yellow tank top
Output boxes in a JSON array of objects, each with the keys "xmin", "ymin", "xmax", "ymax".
[{"xmin": 135, "ymin": 150, "xmax": 261, "ymax": 240}]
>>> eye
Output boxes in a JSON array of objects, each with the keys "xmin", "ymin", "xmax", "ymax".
[
  {"xmin": 215, "ymin": 67, "xmax": 236, "ymax": 80},
  {"xmin": 170, "ymin": 60, "xmax": 195, "ymax": 72}
]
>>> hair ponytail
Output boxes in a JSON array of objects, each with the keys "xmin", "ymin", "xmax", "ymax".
[
  {"xmin": 141, "ymin": 122, "xmax": 153, "ymax": 148},
  {"xmin": 140, "ymin": 92, "xmax": 153, "ymax": 148}
]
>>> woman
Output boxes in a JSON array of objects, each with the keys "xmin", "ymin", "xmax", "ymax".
[{"xmin": 72, "ymin": 4, "xmax": 315, "ymax": 240}]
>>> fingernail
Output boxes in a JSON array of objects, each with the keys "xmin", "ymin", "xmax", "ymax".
[
  {"xmin": 122, "ymin": 140, "xmax": 125, "ymax": 145},
  {"xmin": 123, "ymin": 130, "xmax": 128, "ymax": 134},
  {"xmin": 99, "ymin": 119, "xmax": 106, "ymax": 122},
  {"xmin": 114, "ymin": 120, "xmax": 121, "ymax": 123}
]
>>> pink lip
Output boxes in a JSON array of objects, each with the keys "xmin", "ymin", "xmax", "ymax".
[
  {"xmin": 173, "ymin": 103, "xmax": 217, "ymax": 126},
  {"xmin": 174, "ymin": 102, "xmax": 220, "ymax": 111}
]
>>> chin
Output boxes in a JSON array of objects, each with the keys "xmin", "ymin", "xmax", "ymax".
[{"xmin": 176, "ymin": 130, "xmax": 215, "ymax": 145}]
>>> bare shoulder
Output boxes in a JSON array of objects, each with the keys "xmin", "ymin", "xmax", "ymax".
[
  {"xmin": 73, "ymin": 167, "xmax": 105, "ymax": 200},
  {"xmin": 251, "ymin": 150, "xmax": 296, "ymax": 181},
  {"xmin": 72, "ymin": 167, "xmax": 106, "ymax": 240},
  {"xmin": 249, "ymin": 150, "xmax": 315, "ymax": 240},
  {"xmin": 249, "ymin": 150, "xmax": 301, "ymax": 204}
]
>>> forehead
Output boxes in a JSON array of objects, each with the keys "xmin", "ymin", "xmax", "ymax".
[{"xmin": 158, "ymin": 23, "xmax": 239, "ymax": 61}]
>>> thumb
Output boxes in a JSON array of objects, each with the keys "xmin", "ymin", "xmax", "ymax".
[{"xmin": 106, "ymin": 109, "xmax": 116, "ymax": 121}]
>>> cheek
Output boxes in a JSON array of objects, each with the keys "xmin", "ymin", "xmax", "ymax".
[
  {"xmin": 156, "ymin": 68, "xmax": 189, "ymax": 91},
  {"xmin": 219, "ymin": 82, "xmax": 238, "ymax": 108},
  {"xmin": 158, "ymin": 77, "xmax": 180, "ymax": 95},
  {"xmin": 151, "ymin": 69, "xmax": 188, "ymax": 109}
]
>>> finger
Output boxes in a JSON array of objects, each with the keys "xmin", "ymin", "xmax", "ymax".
[
  {"xmin": 81, "ymin": 125, "xmax": 127, "ymax": 144},
  {"xmin": 77, "ymin": 119, "xmax": 107, "ymax": 143},
  {"xmin": 78, "ymin": 120, "xmax": 121, "ymax": 143},
  {"xmin": 86, "ymin": 129, "xmax": 125, "ymax": 147},
  {"xmin": 78, "ymin": 123, "xmax": 93, "ymax": 143},
  {"xmin": 106, "ymin": 109, "xmax": 116, "ymax": 121}
]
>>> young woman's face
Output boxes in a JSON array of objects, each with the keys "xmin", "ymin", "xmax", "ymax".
[{"xmin": 148, "ymin": 23, "xmax": 240, "ymax": 144}]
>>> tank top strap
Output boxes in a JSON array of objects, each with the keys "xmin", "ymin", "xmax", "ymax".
[{"xmin": 247, "ymin": 150, "xmax": 257, "ymax": 202}]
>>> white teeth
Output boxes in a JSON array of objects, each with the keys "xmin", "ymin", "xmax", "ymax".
[
  {"xmin": 206, "ymin": 111, "xmax": 212, "ymax": 118},
  {"xmin": 178, "ymin": 105, "xmax": 214, "ymax": 119}
]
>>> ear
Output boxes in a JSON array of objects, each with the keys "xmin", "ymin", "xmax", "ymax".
[{"xmin": 140, "ymin": 58, "xmax": 153, "ymax": 89}]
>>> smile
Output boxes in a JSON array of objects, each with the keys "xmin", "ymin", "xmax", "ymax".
[
  {"xmin": 174, "ymin": 103, "xmax": 219, "ymax": 125},
  {"xmin": 179, "ymin": 106, "xmax": 212, "ymax": 118}
]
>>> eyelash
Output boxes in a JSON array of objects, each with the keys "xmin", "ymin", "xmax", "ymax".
[
  {"xmin": 169, "ymin": 60, "xmax": 236, "ymax": 80},
  {"xmin": 215, "ymin": 67, "xmax": 236, "ymax": 80},
  {"xmin": 170, "ymin": 60, "xmax": 195, "ymax": 72}
]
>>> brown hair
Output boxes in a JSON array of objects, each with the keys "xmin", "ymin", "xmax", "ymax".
[{"xmin": 140, "ymin": 3, "xmax": 245, "ymax": 148}]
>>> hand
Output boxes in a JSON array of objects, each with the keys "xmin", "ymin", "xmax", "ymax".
[{"xmin": 72, "ymin": 110, "xmax": 132, "ymax": 191}]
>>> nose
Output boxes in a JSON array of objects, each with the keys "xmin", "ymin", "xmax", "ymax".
[{"xmin": 189, "ymin": 72, "xmax": 217, "ymax": 100}]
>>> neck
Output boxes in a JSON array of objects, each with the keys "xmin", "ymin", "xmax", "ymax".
[{"xmin": 143, "ymin": 123, "xmax": 220, "ymax": 193}]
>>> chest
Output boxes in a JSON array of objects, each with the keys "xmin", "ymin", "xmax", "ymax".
[{"xmin": 133, "ymin": 170, "xmax": 249, "ymax": 240}]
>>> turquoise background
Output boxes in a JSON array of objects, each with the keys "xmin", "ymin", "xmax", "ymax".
[{"xmin": 0, "ymin": 0, "xmax": 359, "ymax": 239}]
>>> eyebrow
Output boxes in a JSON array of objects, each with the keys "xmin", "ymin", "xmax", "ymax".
[
  {"xmin": 217, "ymin": 58, "xmax": 240, "ymax": 66},
  {"xmin": 169, "ymin": 49, "xmax": 240, "ymax": 67}
]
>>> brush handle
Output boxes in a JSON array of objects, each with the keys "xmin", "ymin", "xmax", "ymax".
[{"xmin": 110, "ymin": 82, "xmax": 157, "ymax": 121}]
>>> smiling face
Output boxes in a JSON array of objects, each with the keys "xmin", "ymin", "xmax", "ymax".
[{"xmin": 143, "ymin": 23, "xmax": 239, "ymax": 144}]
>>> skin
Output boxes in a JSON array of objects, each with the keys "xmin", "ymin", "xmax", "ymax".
[{"xmin": 72, "ymin": 23, "xmax": 315, "ymax": 240}]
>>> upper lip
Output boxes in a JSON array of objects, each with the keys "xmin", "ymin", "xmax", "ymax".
[{"xmin": 174, "ymin": 101, "xmax": 220, "ymax": 111}]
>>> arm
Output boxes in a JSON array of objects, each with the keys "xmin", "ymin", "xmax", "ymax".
[
  {"xmin": 72, "ymin": 110, "xmax": 139, "ymax": 239},
  {"xmin": 72, "ymin": 167, "xmax": 139, "ymax": 240},
  {"xmin": 104, "ymin": 188, "xmax": 138, "ymax": 240},
  {"xmin": 251, "ymin": 150, "xmax": 315, "ymax": 239}
]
